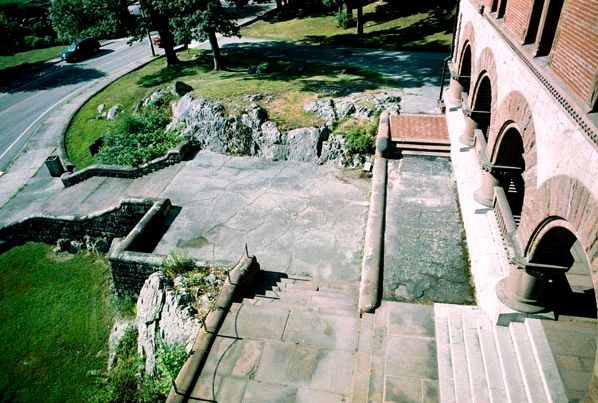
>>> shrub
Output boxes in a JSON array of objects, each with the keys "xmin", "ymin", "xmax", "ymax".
[
  {"xmin": 161, "ymin": 252, "xmax": 195, "ymax": 280},
  {"xmin": 97, "ymin": 108, "xmax": 181, "ymax": 167},
  {"xmin": 109, "ymin": 288, "xmax": 137, "ymax": 319},
  {"xmin": 337, "ymin": 117, "xmax": 377, "ymax": 157},
  {"xmin": 334, "ymin": 11, "xmax": 351, "ymax": 29},
  {"xmin": 153, "ymin": 343, "xmax": 187, "ymax": 395}
]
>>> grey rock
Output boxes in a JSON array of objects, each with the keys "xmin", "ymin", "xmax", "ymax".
[
  {"xmin": 172, "ymin": 81, "xmax": 193, "ymax": 97},
  {"xmin": 286, "ymin": 127, "xmax": 326, "ymax": 162},
  {"xmin": 318, "ymin": 134, "xmax": 348, "ymax": 168},
  {"xmin": 304, "ymin": 98, "xmax": 336, "ymax": 127},
  {"xmin": 255, "ymin": 121, "xmax": 287, "ymax": 160},
  {"xmin": 94, "ymin": 238, "xmax": 110, "ymax": 254},
  {"xmin": 56, "ymin": 238, "xmax": 70, "ymax": 253},
  {"xmin": 97, "ymin": 103, "xmax": 105, "ymax": 116},
  {"xmin": 107, "ymin": 105, "xmax": 120, "ymax": 121},
  {"xmin": 142, "ymin": 89, "xmax": 166, "ymax": 108},
  {"xmin": 241, "ymin": 103, "xmax": 268, "ymax": 132},
  {"xmin": 68, "ymin": 240, "xmax": 83, "ymax": 253},
  {"xmin": 136, "ymin": 272, "xmax": 201, "ymax": 376}
]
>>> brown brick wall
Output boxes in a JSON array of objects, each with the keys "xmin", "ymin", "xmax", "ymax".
[
  {"xmin": 504, "ymin": 0, "xmax": 532, "ymax": 40},
  {"xmin": 549, "ymin": 0, "xmax": 598, "ymax": 104}
]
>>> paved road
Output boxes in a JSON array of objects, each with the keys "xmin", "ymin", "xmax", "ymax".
[{"xmin": 0, "ymin": 38, "xmax": 156, "ymax": 172}]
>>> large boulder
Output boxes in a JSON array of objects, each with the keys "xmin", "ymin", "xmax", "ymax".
[
  {"xmin": 255, "ymin": 121, "xmax": 288, "ymax": 160},
  {"xmin": 172, "ymin": 81, "xmax": 193, "ymax": 97},
  {"xmin": 318, "ymin": 134, "xmax": 348, "ymax": 168},
  {"xmin": 286, "ymin": 127, "xmax": 328, "ymax": 163}
]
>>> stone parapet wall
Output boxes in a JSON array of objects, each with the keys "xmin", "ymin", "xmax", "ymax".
[
  {"xmin": 0, "ymin": 197, "xmax": 158, "ymax": 244},
  {"xmin": 60, "ymin": 140, "xmax": 195, "ymax": 188},
  {"xmin": 0, "ymin": 197, "xmax": 176, "ymax": 295}
]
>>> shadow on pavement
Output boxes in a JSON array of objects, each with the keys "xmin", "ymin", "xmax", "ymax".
[{"xmin": 0, "ymin": 63, "xmax": 107, "ymax": 93}]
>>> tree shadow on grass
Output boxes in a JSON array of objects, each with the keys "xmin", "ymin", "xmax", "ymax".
[
  {"xmin": 301, "ymin": 8, "xmax": 453, "ymax": 53},
  {"xmin": 137, "ymin": 60, "xmax": 201, "ymax": 87},
  {"xmin": 221, "ymin": 41, "xmax": 447, "ymax": 89}
]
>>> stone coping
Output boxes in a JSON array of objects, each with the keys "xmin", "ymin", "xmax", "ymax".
[
  {"xmin": 167, "ymin": 254, "xmax": 259, "ymax": 403},
  {"xmin": 359, "ymin": 112, "xmax": 389, "ymax": 314},
  {"xmin": 60, "ymin": 140, "xmax": 196, "ymax": 187}
]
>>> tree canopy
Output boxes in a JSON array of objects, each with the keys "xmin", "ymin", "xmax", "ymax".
[{"xmin": 50, "ymin": 0, "xmax": 246, "ymax": 69}]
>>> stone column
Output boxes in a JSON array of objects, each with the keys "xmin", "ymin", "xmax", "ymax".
[
  {"xmin": 474, "ymin": 163, "xmax": 499, "ymax": 207},
  {"xmin": 446, "ymin": 77, "xmax": 464, "ymax": 106},
  {"xmin": 496, "ymin": 265, "xmax": 550, "ymax": 313},
  {"xmin": 459, "ymin": 110, "xmax": 477, "ymax": 146}
]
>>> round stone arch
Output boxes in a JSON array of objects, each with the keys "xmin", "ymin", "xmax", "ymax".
[
  {"xmin": 488, "ymin": 91, "xmax": 537, "ymax": 179},
  {"xmin": 456, "ymin": 22, "xmax": 476, "ymax": 74},
  {"xmin": 471, "ymin": 47, "xmax": 498, "ymax": 112},
  {"xmin": 518, "ymin": 175, "xmax": 598, "ymax": 278},
  {"xmin": 517, "ymin": 177, "xmax": 598, "ymax": 400}
]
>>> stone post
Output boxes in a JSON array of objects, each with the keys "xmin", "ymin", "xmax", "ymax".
[
  {"xmin": 446, "ymin": 77, "xmax": 464, "ymax": 106},
  {"xmin": 474, "ymin": 163, "xmax": 499, "ymax": 207},
  {"xmin": 496, "ymin": 264, "xmax": 550, "ymax": 313},
  {"xmin": 459, "ymin": 110, "xmax": 477, "ymax": 146}
]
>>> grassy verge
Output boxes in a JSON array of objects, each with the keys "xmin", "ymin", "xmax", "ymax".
[
  {"xmin": 0, "ymin": 243, "xmax": 114, "ymax": 402},
  {"xmin": 0, "ymin": 45, "xmax": 64, "ymax": 73},
  {"xmin": 241, "ymin": 1, "xmax": 454, "ymax": 52},
  {"xmin": 66, "ymin": 49, "xmax": 393, "ymax": 168}
]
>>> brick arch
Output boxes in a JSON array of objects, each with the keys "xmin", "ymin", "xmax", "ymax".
[
  {"xmin": 456, "ymin": 22, "xmax": 475, "ymax": 75},
  {"xmin": 518, "ymin": 176, "xmax": 598, "ymax": 400},
  {"xmin": 488, "ymin": 91, "xmax": 538, "ymax": 189},
  {"xmin": 518, "ymin": 176, "xmax": 597, "ymax": 274},
  {"xmin": 471, "ymin": 47, "xmax": 498, "ymax": 110}
]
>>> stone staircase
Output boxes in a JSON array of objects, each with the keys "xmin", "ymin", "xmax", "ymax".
[
  {"xmin": 390, "ymin": 138, "xmax": 451, "ymax": 158},
  {"xmin": 435, "ymin": 304, "xmax": 568, "ymax": 403},
  {"xmin": 185, "ymin": 273, "xmax": 364, "ymax": 402}
]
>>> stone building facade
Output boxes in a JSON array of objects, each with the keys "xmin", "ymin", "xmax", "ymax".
[{"xmin": 445, "ymin": 0, "xmax": 598, "ymax": 398}]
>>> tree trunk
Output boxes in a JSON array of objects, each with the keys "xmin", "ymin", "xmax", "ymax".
[
  {"xmin": 338, "ymin": 0, "xmax": 343, "ymax": 15},
  {"xmin": 275, "ymin": 0, "xmax": 282, "ymax": 8},
  {"xmin": 356, "ymin": 2, "xmax": 364, "ymax": 36},
  {"xmin": 347, "ymin": 0, "xmax": 354, "ymax": 23},
  {"xmin": 159, "ymin": 28, "xmax": 179, "ymax": 65},
  {"xmin": 207, "ymin": 29, "xmax": 224, "ymax": 71}
]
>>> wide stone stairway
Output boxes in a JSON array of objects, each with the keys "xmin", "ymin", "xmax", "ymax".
[
  {"xmin": 187, "ymin": 273, "xmax": 362, "ymax": 402},
  {"xmin": 435, "ymin": 304, "xmax": 568, "ymax": 402}
]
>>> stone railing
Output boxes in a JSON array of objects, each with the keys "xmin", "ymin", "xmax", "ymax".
[
  {"xmin": 493, "ymin": 186, "xmax": 519, "ymax": 260},
  {"xmin": 60, "ymin": 140, "xmax": 196, "ymax": 187}
]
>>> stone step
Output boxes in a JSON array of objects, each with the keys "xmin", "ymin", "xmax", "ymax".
[
  {"xmin": 436, "ymin": 304, "xmax": 568, "ymax": 403},
  {"xmin": 392, "ymin": 140, "xmax": 451, "ymax": 150},
  {"xmin": 367, "ymin": 303, "xmax": 388, "ymax": 402},
  {"xmin": 351, "ymin": 312, "xmax": 375, "ymax": 403},
  {"xmin": 400, "ymin": 149, "xmax": 451, "ymax": 157},
  {"xmin": 262, "ymin": 289, "xmax": 358, "ymax": 309},
  {"xmin": 245, "ymin": 297, "xmax": 358, "ymax": 316},
  {"xmin": 276, "ymin": 278, "xmax": 358, "ymax": 294}
]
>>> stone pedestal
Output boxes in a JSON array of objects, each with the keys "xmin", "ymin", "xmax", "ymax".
[
  {"xmin": 496, "ymin": 267, "xmax": 550, "ymax": 313},
  {"xmin": 446, "ymin": 78, "xmax": 464, "ymax": 106},
  {"xmin": 474, "ymin": 168, "xmax": 499, "ymax": 207},
  {"xmin": 459, "ymin": 113, "xmax": 477, "ymax": 146}
]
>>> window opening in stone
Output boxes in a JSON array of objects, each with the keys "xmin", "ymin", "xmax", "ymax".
[
  {"xmin": 535, "ymin": 0, "xmax": 565, "ymax": 56},
  {"xmin": 497, "ymin": 0, "xmax": 508, "ymax": 18},
  {"xmin": 494, "ymin": 127, "xmax": 525, "ymax": 225},
  {"xmin": 472, "ymin": 76, "xmax": 492, "ymax": 139},
  {"xmin": 459, "ymin": 44, "xmax": 472, "ymax": 94},
  {"xmin": 491, "ymin": 0, "xmax": 499, "ymax": 13},
  {"xmin": 524, "ymin": 0, "xmax": 545, "ymax": 44}
]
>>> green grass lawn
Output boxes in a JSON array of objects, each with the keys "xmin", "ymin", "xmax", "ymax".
[
  {"xmin": 66, "ymin": 49, "xmax": 393, "ymax": 168},
  {"xmin": 0, "ymin": 243, "xmax": 114, "ymax": 402},
  {"xmin": 242, "ymin": 1, "xmax": 454, "ymax": 52},
  {"xmin": 0, "ymin": 45, "xmax": 64, "ymax": 72}
]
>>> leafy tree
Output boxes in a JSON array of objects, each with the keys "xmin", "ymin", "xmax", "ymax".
[
  {"xmin": 50, "ymin": 0, "xmax": 132, "ymax": 42},
  {"xmin": 0, "ymin": 11, "xmax": 20, "ymax": 55}
]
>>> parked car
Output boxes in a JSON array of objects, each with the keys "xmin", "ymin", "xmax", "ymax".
[{"xmin": 62, "ymin": 37, "xmax": 101, "ymax": 62}]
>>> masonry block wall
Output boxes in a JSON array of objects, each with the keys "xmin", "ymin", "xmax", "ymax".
[{"xmin": 550, "ymin": 0, "xmax": 598, "ymax": 104}]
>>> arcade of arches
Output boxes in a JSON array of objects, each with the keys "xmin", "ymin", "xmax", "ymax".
[{"xmin": 448, "ymin": 39, "xmax": 598, "ymax": 399}]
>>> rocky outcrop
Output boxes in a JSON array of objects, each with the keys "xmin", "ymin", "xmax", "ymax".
[
  {"xmin": 166, "ymin": 90, "xmax": 398, "ymax": 168},
  {"xmin": 136, "ymin": 272, "xmax": 201, "ymax": 376},
  {"xmin": 304, "ymin": 91, "xmax": 401, "ymax": 128}
]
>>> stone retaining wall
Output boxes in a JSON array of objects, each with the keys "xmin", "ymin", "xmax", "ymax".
[
  {"xmin": 0, "ymin": 197, "xmax": 175, "ymax": 294},
  {"xmin": 60, "ymin": 140, "xmax": 195, "ymax": 188}
]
